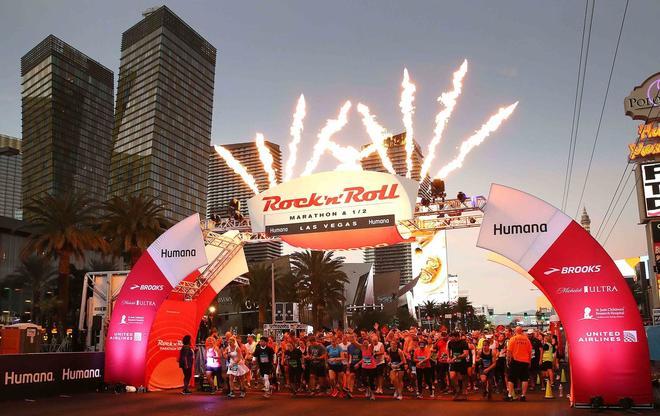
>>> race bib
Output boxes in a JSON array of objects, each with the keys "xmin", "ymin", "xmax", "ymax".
[
  {"xmin": 230, "ymin": 364, "xmax": 238, "ymax": 372},
  {"xmin": 289, "ymin": 360, "xmax": 298, "ymax": 368},
  {"xmin": 259, "ymin": 355, "xmax": 269, "ymax": 363},
  {"xmin": 363, "ymin": 357, "xmax": 372, "ymax": 365}
]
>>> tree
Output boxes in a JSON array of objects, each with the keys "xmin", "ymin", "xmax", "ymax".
[
  {"xmin": 421, "ymin": 300, "xmax": 439, "ymax": 321},
  {"xmin": 452, "ymin": 297, "xmax": 474, "ymax": 330},
  {"xmin": 437, "ymin": 301, "xmax": 453, "ymax": 328},
  {"xmin": 101, "ymin": 194, "xmax": 171, "ymax": 267},
  {"xmin": 231, "ymin": 263, "xmax": 272, "ymax": 328},
  {"xmin": 4, "ymin": 255, "xmax": 57, "ymax": 323},
  {"xmin": 22, "ymin": 192, "xmax": 108, "ymax": 326},
  {"xmin": 291, "ymin": 250, "xmax": 348, "ymax": 329}
]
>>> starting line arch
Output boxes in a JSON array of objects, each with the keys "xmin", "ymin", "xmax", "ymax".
[{"xmin": 104, "ymin": 174, "xmax": 652, "ymax": 408}]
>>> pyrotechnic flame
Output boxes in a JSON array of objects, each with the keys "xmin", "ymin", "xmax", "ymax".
[
  {"xmin": 284, "ymin": 94, "xmax": 306, "ymax": 181},
  {"xmin": 434, "ymin": 102, "xmax": 518, "ymax": 179},
  {"xmin": 357, "ymin": 103, "xmax": 396, "ymax": 175},
  {"xmin": 327, "ymin": 142, "xmax": 363, "ymax": 171},
  {"xmin": 214, "ymin": 145, "xmax": 260, "ymax": 194},
  {"xmin": 400, "ymin": 68, "xmax": 416, "ymax": 178},
  {"xmin": 255, "ymin": 133, "xmax": 278, "ymax": 189},
  {"xmin": 420, "ymin": 60, "xmax": 468, "ymax": 178},
  {"xmin": 301, "ymin": 101, "xmax": 352, "ymax": 176}
]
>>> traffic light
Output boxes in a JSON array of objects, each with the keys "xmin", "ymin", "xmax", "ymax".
[
  {"xmin": 507, "ymin": 312, "xmax": 511, "ymax": 318},
  {"xmin": 524, "ymin": 312, "xmax": 528, "ymax": 317}
]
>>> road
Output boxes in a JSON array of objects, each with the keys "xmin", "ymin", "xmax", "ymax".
[{"xmin": 3, "ymin": 389, "xmax": 651, "ymax": 416}]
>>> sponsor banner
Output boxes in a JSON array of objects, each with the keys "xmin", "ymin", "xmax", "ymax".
[
  {"xmin": 0, "ymin": 352, "xmax": 104, "ymax": 400},
  {"xmin": 478, "ymin": 184, "xmax": 652, "ymax": 407},
  {"xmin": 247, "ymin": 171, "xmax": 418, "ymax": 250},
  {"xmin": 412, "ymin": 231, "xmax": 449, "ymax": 306},
  {"xmin": 105, "ymin": 214, "xmax": 207, "ymax": 387}
]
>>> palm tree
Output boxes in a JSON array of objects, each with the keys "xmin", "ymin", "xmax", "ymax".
[
  {"xmin": 101, "ymin": 194, "xmax": 172, "ymax": 267},
  {"xmin": 453, "ymin": 296, "xmax": 474, "ymax": 330},
  {"xmin": 438, "ymin": 301, "xmax": 453, "ymax": 328},
  {"xmin": 231, "ymin": 263, "xmax": 272, "ymax": 328},
  {"xmin": 421, "ymin": 300, "xmax": 439, "ymax": 326},
  {"xmin": 291, "ymin": 250, "xmax": 348, "ymax": 329},
  {"xmin": 4, "ymin": 255, "xmax": 57, "ymax": 323},
  {"xmin": 22, "ymin": 192, "xmax": 108, "ymax": 326}
]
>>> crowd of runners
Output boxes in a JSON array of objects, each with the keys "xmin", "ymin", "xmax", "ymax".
[{"xmin": 179, "ymin": 324, "xmax": 564, "ymax": 402}]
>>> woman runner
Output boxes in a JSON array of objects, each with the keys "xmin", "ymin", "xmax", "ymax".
[
  {"xmin": 226, "ymin": 337, "xmax": 249, "ymax": 398},
  {"xmin": 387, "ymin": 339, "xmax": 407, "ymax": 400},
  {"xmin": 357, "ymin": 338, "xmax": 377, "ymax": 401},
  {"xmin": 326, "ymin": 336, "xmax": 347, "ymax": 397}
]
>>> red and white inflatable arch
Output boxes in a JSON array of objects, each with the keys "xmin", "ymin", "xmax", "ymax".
[{"xmin": 477, "ymin": 184, "xmax": 652, "ymax": 407}]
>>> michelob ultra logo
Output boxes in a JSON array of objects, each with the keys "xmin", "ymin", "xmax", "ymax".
[{"xmin": 247, "ymin": 171, "xmax": 419, "ymax": 250}]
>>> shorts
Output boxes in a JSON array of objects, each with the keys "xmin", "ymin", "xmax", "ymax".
[
  {"xmin": 328, "ymin": 363, "xmax": 345, "ymax": 373},
  {"xmin": 309, "ymin": 362, "xmax": 326, "ymax": 377},
  {"xmin": 349, "ymin": 363, "xmax": 361, "ymax": 374},
  {"xmin": 508, "ymin": 360, "xmax": 530, "ymax": 383},
  {"xmin": 376, "ymin": 363, "xmax": 386, "ymax": 376},
  {"xmin": 449, "ymin": 361, "xmax": 467, "ymax": 375},
  {"xmin": 540, "ymin": 361, "xmax": 553, "ymax": 371},
  {"xmin": 259, "ymin": 364, "xmax": 273, "ymax": 377}
]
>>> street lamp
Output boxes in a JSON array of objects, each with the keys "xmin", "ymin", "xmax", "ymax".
[{"xmin": 208, "ymin": 306, "xmax": 216, "ymax": 314}]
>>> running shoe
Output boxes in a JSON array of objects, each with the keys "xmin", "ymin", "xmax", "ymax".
[
  {"xmin": 239, "ymin": 391, "xmax": 246, "ymax": 398},
  {"xmin": 370, "ymin": 394, "xmax": 376, "ymax": 401},
  {"xmin": 227, "ymin": 392, "xmax": 235, "ymax": 398},
  {"xmin": 503, "ymin": 395, "xmax": 513, "ymax": 402},
  {"xmin": 331, "ymin": 389, "xmax": 339, "ymax": 397},
  {"xmin": 430, "ymin": 391, "xmax": 435, "ymax": 398},
  {"xmin": 519, "ymin": 395, "xmax": 526, "ymax": 402},
  {"xmin": 396, "ymin": 394, "xmax": 403, "ymax": 401}
]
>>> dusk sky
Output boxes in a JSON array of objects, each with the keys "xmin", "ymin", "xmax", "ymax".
[{"xmin": 1, "ymin": 0, "xmax": 658, "ymax": 313}]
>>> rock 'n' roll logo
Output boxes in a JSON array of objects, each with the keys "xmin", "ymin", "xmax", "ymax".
[{"xmin": 261, "ymin": 184, "xmax": 400, "ymax": 212}]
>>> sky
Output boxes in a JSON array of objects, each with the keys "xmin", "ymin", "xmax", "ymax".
[{"xmin": 1, "ymin": 0, "xmax": 658, "ymax": 313}]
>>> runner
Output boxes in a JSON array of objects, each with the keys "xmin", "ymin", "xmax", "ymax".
[
  {"xmin": 255, "ymin": 337, "xmax": 275, "ymax": 398},
  {"xmin": 357, "ymin": 338, "xmax": 377, "ymax": 401},
  {"xmin": 306, "ymin": 336, "xmax": 327, "ymax": 395},
  {"xmin": 477, "ymin": 338, "xmax": 496, "ymax": 399},
  {"xmin": 326, "ymin": 336, "xmax": 346, "ymax": 397},
  {"xmin": 345, "ymin": 333, "xmax": 362, "ymax": 399},
  {"xmin": 205, "ymin": 336, "xmax": 221, "ymax": 393},
  {"xmin": 505, "ymin": 326, "xmax": 532, "ymax": 402},
  {"xmin": 494, "ymin": 332, "xmax": 508, "ymax": 394},
  {"xmin": 413, "ymin": 337, "xmax": 434, "ymax": 399},
  {"xmin": 284, "ymin": 341, "xmax": 304, "ymax": 396},
  {"xmin": 371, "ymin": 334, "xmax": 386, "ymax": 394},
  {"xmin": 387, "ymin": 339, "xmax": 407, "ymax": 400},
  {"xmin": 226, "ymin": 337, "xmax": 249, "ymax": 398},
  {"xmin": 435, "ymin": 331, "xmax": 449, "ymax": 393},
  {"xmin": 447, "ymin": 331, "xmax": 469, "ymax": 400},
  {"xmin": 540, "ymin": 334, "xmax": 556, "ymax": 389}
]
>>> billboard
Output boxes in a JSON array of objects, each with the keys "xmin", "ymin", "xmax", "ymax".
[
  {"xmin": 247, "ymin": 171, "xmax": 419, "ymax": 250},
  {"xmin": 639, "ymin": 162, "xmax": 660, "ymax": 220},
  {"xmin": 412, "ymin": 231, "xmax": 449, "ymax": 306},
  {"xmin": 477, "ymin": 184, "xmax": 652, "ymax": 407}
]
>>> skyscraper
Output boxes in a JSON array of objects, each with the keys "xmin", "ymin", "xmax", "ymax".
[
  {"xmin": 362, "ymin": 132, "xmax": 430, "ymax": 285},
  {"xmin": 109, "ymin": 6, "xmax": 216, "ymax": 221},
  {"xmin": 208, "ymin": 142, "xmax": 282, "ymax": 262},
  {"xmin": 0, "ymin": 134, "xmax": 22, "ymax": 219},
  {"xmin": 580, "ymin": 207, "xmax": 591, "ymax": 234},
  {"xmin": 21, "ymin": 35, "xmax": 114, "ymax": 210}
]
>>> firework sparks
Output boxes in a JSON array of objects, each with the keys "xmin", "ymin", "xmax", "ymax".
[
  {"xmin": 434, "ymin": 102, "xmax": 518, "ymax": 179},
  {"xmin": 357, "ymin": 103, "xmax": 396, "ymax": 174},
  {"xmin": 214, "ymin": 145, "xmax": 260, "ymax": 194},
  {"xmin": 284, "ymin": 94, "xmax": 306, "ymax": 182},
  {"xmin": 255, "ymin": 133, "xmax": 278, "ymax": 189},
  {"xmin": 400, "ymin": 68, "xmax": 416, "ymax": 178},
  {"xmin": 301, "ymin": 100, "xmax": 352, "ymax": 177},
  {"xmin": 420, "ymin": 59, "xmax": 468, "ymax": 178}
]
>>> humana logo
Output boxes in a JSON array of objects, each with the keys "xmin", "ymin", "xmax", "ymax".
[
  {"xmin": 493, "ymin": 223, "xmax": 547, "ymax": 235},
  {"xmin": 161, "ymin": 248, "xmax": 196, "ymax": 258},
  {"xmin": 62, "ymin": 368, "xmax": 101, "ymax": 381},
  {"xmin": 4, "ymin": 371, "xmax": 54, "ymax": 385}
]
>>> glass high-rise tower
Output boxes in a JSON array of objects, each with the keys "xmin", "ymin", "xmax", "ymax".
[
  {"xmin": 21, "ymin": 35, "xmax": 114, "ymax": 210},
  {"xmin": 109, "ymin": 6, "xmax": 217, "ymax": 221},
  {"xmin": 0, "ymin": 134, "xmax": 22, "ymax": 219}
]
